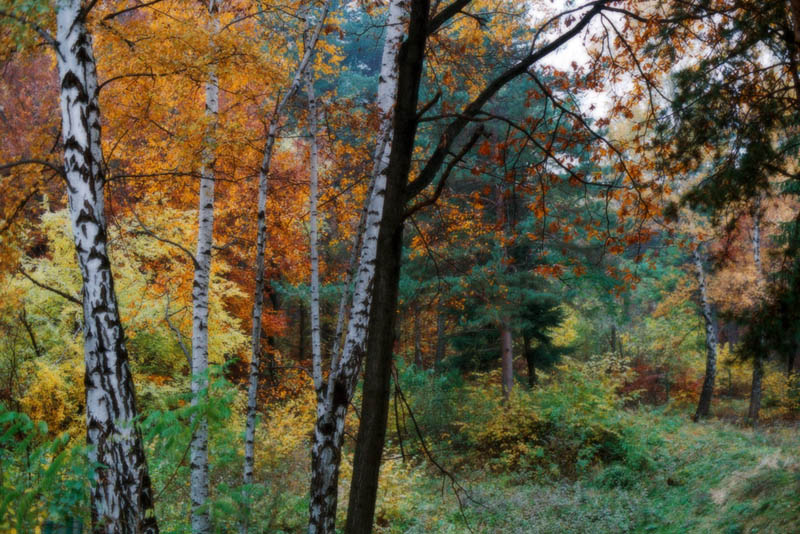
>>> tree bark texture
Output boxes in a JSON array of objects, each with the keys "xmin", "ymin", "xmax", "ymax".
[
  {"xmin": 307, "ymin": 71, "xmax": 324, "ymax": 393},
  {"xmin": 56, "ymin": 3, "xmax": 158, "ymax": 532},
  {"xmin": 190, "ymin": 4, "xmax": 219, "ymax": 533},
  {"xmin": 242, "ymin": 5, "xmax": 331, "ymax": 533},
  {"xmin": 749, "ymin": 201, "xmax": 765, "ymax": 423},
  {"xmin": 343, "ymin": 2, "xmax": 611, "ymax": 532},
  {"xmin": 344, "ymin": 1, "xmax": 429, "ymax": 533},
  {"xmin": 748, "ymin": 357, "xmax": 764, "ymax": 422},
  {"xmin": 693, "ymin": 247, "xmax": 718, "ymax": 421},
  {"xmin": 308, "ymin": 3, "xmax": 409, "ymax": 533}
]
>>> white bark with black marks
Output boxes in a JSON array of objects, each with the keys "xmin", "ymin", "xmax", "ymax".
[
  {"xmin": 307, "ymin": 71, "xmax": 323, "ymax": 393},
  {"xmin": 308, "ymin": 3, "xmax": 408, "ymax": 532},
  {"xmin": 56, "ymin": 2, "xmax": 158, "ymax": 532},
  {"xmin": 693, "ymin": 246, "xmax": 718, "ymax": 421},
  {"xmin": 242, "ymin": 4, "xmax": 331, "ymax": 533},
  {"xmin": 190, "ymin": 4, "xmax": 219, "ymax": 533}
]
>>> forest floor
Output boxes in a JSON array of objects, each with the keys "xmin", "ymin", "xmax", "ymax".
[{"xmin": 387, "ymin": 409, "xmax": 800, "ymax": 534}]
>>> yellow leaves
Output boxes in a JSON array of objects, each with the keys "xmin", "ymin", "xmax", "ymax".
[{"xmin": 19, "ymin": 362, "xmax": 80, "ymax": 436}]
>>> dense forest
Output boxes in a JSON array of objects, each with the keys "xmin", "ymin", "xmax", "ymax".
[{"xmin": 1, "ymin": 0, "xmax": 799, "ymax": 533}]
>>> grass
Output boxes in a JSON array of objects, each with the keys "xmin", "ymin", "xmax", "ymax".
[{"xmin": 377, "ymin": 409, "xmax": 800, "ymax": 534}]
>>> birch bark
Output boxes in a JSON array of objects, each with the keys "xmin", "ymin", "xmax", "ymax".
[
  {"xmin": 242, "ymin": 4, "xmax": 331, "ymax": 532},
  {"xmin": 55, "ymin": 2, "xmax": 158, "ymax": 532},
  {"xmin": 190, "ymin": 4, "xmax": 219, "ymax": 533},
  {"xmin": 693, "ymin": 246, "xmax": 718, "ymax": 421},
  {"xmin": 308, "ymin": 2, "xmax": 408, "ymax": 533},
  {"xmin": 307, "ymin": 72, "xmax": 323, "ymax": 394}
]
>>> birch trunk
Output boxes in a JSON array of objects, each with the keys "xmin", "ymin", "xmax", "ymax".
[
  {"xmin": 500, "ymin": 320, "xmax": 514, "ymax": 401},
  {"xmin": 308, "ymin": 3, "xmax": 408, "ymax": 533},
  {"xmin": 55, "ymin": 3, "xmax": 158, "ymax": 532},
  {"xmin": 242, "ymin": 5, "xmax": 332, "ymax": 533},
  {"xmin": 190, "ymin": 5, "xmax": 219, "ymax": 532},
  {"xmin": 307, "ymin": 71, "xmax": 323, "ymax": 394},
  {"xmin": 693, "ymin": 246, "xmax": 718, "ymax": 421}
]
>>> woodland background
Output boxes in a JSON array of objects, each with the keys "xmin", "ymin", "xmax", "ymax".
[{"xmin": 1, "ymin": 0, "xmax": 799, "ymax": 533}]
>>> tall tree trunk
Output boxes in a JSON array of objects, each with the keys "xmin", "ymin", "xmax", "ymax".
[
  {"xmin": 242, "ymin": 10, "xmax": 331, "ymax": 531},
  {"xmin": 344, "ymin": 2, "xmax": 430, "ymax": 532},
  {"xmin": 344, "ymin": 2, "xmax": 610, "ymax": 532},
  {"xmin": 693, "ymin": 246, "xmax": 718, "ymax": 421},
  {"xmin": 435, "ymin": 309, "xmax": 446, "ymax": 369},
  {"xmin": 308, "ymin": 3, "xmax": 409, "ymax": 533},
  {"xmin": 343, "ymin": 217, "xmax": 404, "ymax": 534},
  {"xmin": 413, "ymin": 304, "xmax": 423, "ymax": 368},
  {"xmin": 500, "ymin": 320, "xmax": 514, "ymax": 401},
  {"xmin": 748, "ymin": 357, "xmax": 764, "ymax": 422},
  {"xmin": 55, "ymin": 3, "xmax": 158, "ymax": 532},
  {"xmin": 307, "ymin": 71, "xmax": 323, "ymax": 394},
  {"xmin": 190, "ymin": 4, "xmax": 219, "ymax": 532},
  {"xmin": 523, "ymin": 333, "xmax": 536, "ymax": 388},
  {"xmin": 749, "ymin": 201, "xmax": 765, "ymax": 423},
  {"xmin": 610, "ymin": 324, "xmax": 617, "ymax": 354}
]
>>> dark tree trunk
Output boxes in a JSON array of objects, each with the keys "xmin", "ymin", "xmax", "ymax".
[
  {"xmin": 748, "ymin": 357, "xmax": 764, "ymax": 423},
  {"xmin": 610, "ymin": 324, "xmax": 617, "ymax": 354},
  {"xmin": 343, "ymin": 0, "xmax": 610, "ymax": 530},
  {"xmin": 435, "ymin": 311, "xmax": 446, "ymax": 369},
  {"xmin": 523, "ymin": 333, "xmax": 536, "ymax": 388},
  {"xmin": 413, "ymin": 304, "xmax": 423, "ymax": 368},
  {"xmin": 343, "ymin": 213, "xmax": 404, "ymax": 534},
  {"xmin": 344, "ymin": 2, "xmax": 429, "ymax": 533},
  {"xmin": 500, "ymin": 321, "xmax": 514, "ymax": 400}
]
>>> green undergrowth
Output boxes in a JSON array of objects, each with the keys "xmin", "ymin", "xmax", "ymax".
[{"xmin": 382, "ymin": 365, "xmax": 800, "ymax": 534}]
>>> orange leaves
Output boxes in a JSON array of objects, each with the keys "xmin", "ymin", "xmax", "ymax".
[{"xmin": 534, "ymin": 264, "xmax": 564, "ymax": 278}]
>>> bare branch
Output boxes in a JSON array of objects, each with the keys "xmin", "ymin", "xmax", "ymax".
[
  {"xmin": 18, "ymin": 268, "xmax": 82, "ymax": 306},
  {"xmin": 130, "ymin": 210, "xmax": 200, "ymax": 269},
  {"xmin": 164, "ymin": 293, "xmax": 191, "ymax": 368},
  {"xmin": 0, "ymin": 10, "xmax": 57, "ymax": 49}
]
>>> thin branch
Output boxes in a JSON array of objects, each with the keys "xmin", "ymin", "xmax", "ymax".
[
  {"xmin": 406, "ymin": 0, "xmax": 610, "ymax": 200},
  {"xmin": 103, "ymin": 0, "xmax": 167, "ymax": 21},
  {"xmin": 130, "ymin": 211, "xmax": 200, "ymax": 269},
  {"xmin": 404, "ymin": 126, "xmax": 484, "ymax": 219},
  {"xmin": 416, "ymin": 90, "xmax": 442, "ymax": 120},
  {"xmin": 392, "ymin": 364, "xmax": 482, "ymax": 533},
  {"xmin": 164, "ymin": 294, "xmax": 191, "ymax": 368},
  {"xmin": 0, "ymin": 159, "xmax": 65, "ymax": 178},
  {"xmin": 428, "ymin": 0, "xmax": 474, "ymax": 35},
  {"xmin": 0, "ymin": 10, "xmax": 57, "ymax": 49},
  {"xmin": 18, "ymin": 268, "xmax": 81, "ymax": 306}
]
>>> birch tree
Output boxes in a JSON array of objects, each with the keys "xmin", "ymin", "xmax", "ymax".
[
  {"xmin": 190, "ymin": 2, "xmax": 220, "ymax": 532},
  {"xmin": 242, "ymin": 4, "xmax": 331, "ymax": 531},
  {"xmin": 307, "ymin": 71, "xmax": 323, "ymax": 394},
  {"xmin": 54, "ymin": 2, "xmax": 159, "ymax": 532},
  {"xmin": 345, "ymin": 3, "xmax": 621, "ymax": 532},
  {"xmin": 693, "ymin": 245, "xmax": 718, "ymax": 421},
  {"xmin": 308, "ymin": 2, "xmax": 409, "ymax": 532}
]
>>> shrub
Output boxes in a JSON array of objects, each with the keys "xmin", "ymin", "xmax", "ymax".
[{"xmin": 461, "ymin": 360, "xmax": 658, "ymax": 477}]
